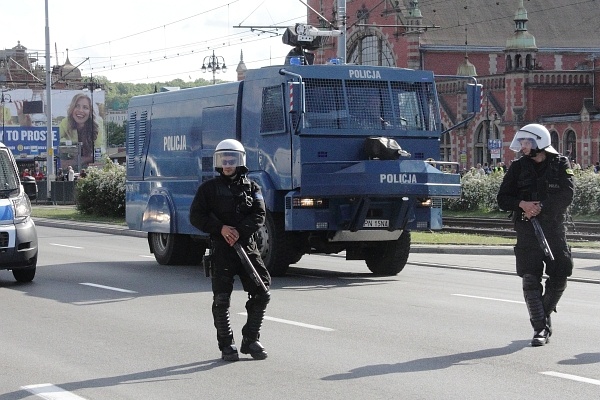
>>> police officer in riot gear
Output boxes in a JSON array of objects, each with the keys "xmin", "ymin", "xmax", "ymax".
[
  {"xmin": 190, "ymin": 139, "xmax": 271, "ymax": 361},
  {"xmin": 497, "ymin": 124, "xmax": 574, "ymax": 347}
]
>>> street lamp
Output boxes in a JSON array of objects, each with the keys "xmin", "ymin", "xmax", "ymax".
[{"xmin": 201, "ymin": 50, "xmax": 227, "ymax": 85}]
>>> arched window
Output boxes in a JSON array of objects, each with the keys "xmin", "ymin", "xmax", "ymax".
[
  {"xmin": 440, "ymin": 131, "xmax": 451, "ymax": 162},
  {"xmin": 564, "ymin": 130, "xmax": 577, "ymax": 162},
  {"xmin": 550, "ymin": 130, "xmax": 559, "ymax": 153},
  {"xmin": 475, "ymin": 122, "xmax": 491, "ymax": 166},
  {"xmin": 515, "ymin": 54, "xmax": 522, "ymax": 70},
  {"xmin": 347, "ymin": 30, "xmax": 394, "ymax": 66},
  {"xmin": 506, "ymin": 55, "xmax": 513, "ymax": 71}
]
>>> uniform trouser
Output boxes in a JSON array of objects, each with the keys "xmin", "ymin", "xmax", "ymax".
[
  {"xmin": 514, "ymin": 230, "xmax": 571, "ymax": 331},
  {"xmin": 211, "ymin": 240, "xmax": 271, "ymax": 348}
]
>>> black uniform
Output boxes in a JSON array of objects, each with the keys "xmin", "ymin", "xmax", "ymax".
[
  {"xmin": 497, "ymin": 152, "xmax": 574, "ymax": 344},
  {"xmin": 190, "ymin": 172, "xmax": 271, "ymax": 357}
]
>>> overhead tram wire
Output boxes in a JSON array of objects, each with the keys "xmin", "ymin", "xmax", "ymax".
[
  {"xmin": 70, "ymin": 1, "xmax": 241, "ymax": 52},
  {"xmin": 80, "ymin": 14, "xmax": 305, "ymax": 77}
]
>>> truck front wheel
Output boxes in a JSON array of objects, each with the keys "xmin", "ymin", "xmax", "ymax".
[
  {"xmin": 150, "ymin": 233, "xmax": 191, "ymax": 265},
  {"xmin": 257, "ymin": 211, "xmax": 293, "ymax": 277},
  {"xmin": 364, "ymin": 231, "xmax": 411, "ymax": 275}
]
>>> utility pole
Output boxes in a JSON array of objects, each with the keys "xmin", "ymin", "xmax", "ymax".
[
  {"xmin": 336, "ymin": 0, "xmax": 347, "ymax": 63},
  {"xmin": 44, "ymin": 0, "xmax": 54, "ymax": 201}
]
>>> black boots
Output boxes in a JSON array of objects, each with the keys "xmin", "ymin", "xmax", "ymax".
[
  {"xmin": 220, "ymin": 344, "xmax": 240, "ymax": 362},
  {"xmin": 213, "ymin": 292, "xmax": 270, "ymax": 360},
  {"xmin": 522, "ymin": 274, "xmax": 550, "ymax": 347},
  {"xmin": 241, "ymin": 337, "xmax": 268, "ymax": 360},
  {"xmin": 241, "ymin": 292, "xmax": 270, "ymax": 360},
  {"xmin": 213, "ymin": 294, "xmax": 239, "ymax": 361},
  {"xmin": 523, "ymin": 275, "xmax": 567, "ymax": 347}
]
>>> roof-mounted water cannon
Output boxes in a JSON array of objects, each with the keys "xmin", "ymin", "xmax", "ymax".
[{"xmin": 283, "ymin": 23, "xmax": 342, "ymax": 65}]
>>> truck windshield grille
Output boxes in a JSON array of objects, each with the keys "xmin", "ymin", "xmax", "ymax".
[{"xmin": 304, "ymin": 78, "xmax": 438, "ymax": 131}]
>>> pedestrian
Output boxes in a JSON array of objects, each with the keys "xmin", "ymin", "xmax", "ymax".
[
  {"xmin": 56, "ymin": 168, "xmax": 65, "ymax": 181},
  {"xmin": 189, "ymin": 139, "xmax": 271, "ymax": 361},
  {"xmin": 497, "ymin": 124, "xmax": 574, "ymax": 347},
  {"xmin": 67, "ymin": 166, "xmax": 75, "ymax": 181}
]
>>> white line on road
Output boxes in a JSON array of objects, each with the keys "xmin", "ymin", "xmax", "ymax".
[
  {"xmin": 139, "ymin": 255, "xmax": 155, "ymax": 258},
  {"xmin": 452, "ymin": 294, "xmax": 523, "ymax": 304},
  {"xmin": 238, "ymin": 312, "xmax": 335, "ymax": 331},
  {"xmin": 80, "ymin": 282, "xmax": 138, "ymax": 293},
  {"xmin": 49, "ymin": 243, "xmax": 84, "ymax": 249},
  {"xmin": 21, "ymin": 383, "xmax": 87, "ymax": 399},
  {"xmin": 541, "ymin": 371, "xmax": 600, "ymax": 386}
]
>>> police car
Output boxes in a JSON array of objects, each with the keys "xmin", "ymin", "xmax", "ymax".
[{"xmin": 0, "ymin": 141, "xmax": 38, "ymax": 282}]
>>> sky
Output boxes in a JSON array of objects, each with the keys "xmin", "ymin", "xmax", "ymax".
[{"xmin": 3, "ymin": 0, "xmax": 308, "ymax": 84}]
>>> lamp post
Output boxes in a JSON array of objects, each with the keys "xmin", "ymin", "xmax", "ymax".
[
  {"xmin": 201, "ymin": 50, "xmax": 227, "ymax": 85},
  {"xmin": 1, "ymin": 90, "xmax": 11, "ymax": 138},
  {"xmin": 83, "ymin": 74, "xmax": 102, "ymax": 166}
]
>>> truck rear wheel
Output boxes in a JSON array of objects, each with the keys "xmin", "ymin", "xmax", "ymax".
[
  {"xmin": 257, "ymin": 211, "xmax": 293, "ymax": 276},
  {"xmin": 364, "ymin": 231, "xmax": 411, "ymax": 275},
  {"xmin": 150, "ymin": 233, "xmax": 192, "ymax": 265}
]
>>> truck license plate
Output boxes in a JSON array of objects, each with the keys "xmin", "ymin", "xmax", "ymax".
[{"xmin": 363, "ymin": 219, "xmax": 389, "ymax": 228}]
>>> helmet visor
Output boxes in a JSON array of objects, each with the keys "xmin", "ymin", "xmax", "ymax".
[
  {"xmin": 509, "ymin": 131, "xmax": 539, "ymax": 153},
  {"xmin": 213, "ymin": 151, "xmax": 245, "ymax": 169}
]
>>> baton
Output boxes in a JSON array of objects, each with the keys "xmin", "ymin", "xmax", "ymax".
[
  {"xmin": 233, "ymin": 242, "xmax": 269, "ymax": 293},
  {"xmin": 530, "ymin": 217, "xmax": 555, "ymax": 261}
]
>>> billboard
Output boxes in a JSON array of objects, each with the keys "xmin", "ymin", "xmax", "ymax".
[{"xmin": 0, "ymin": 88, "xmax": 106, "ymax": 169}]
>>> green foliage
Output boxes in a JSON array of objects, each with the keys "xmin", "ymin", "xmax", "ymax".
[
  {"xmin": 571, "ymin": 168, "xmax": 600, "ymax": 214},
  {"xmin": 95, "ymin": 75, "xmax": 215, "ymax": 110},
  {"xmin": 106, "ymin": 121, "xmax": 126, "ymax": 146},
  {"xmin": 75, "ymin": 158, "xmax": 126, "ymax": 217},
  {"xmin": 445, "ymin": 168, "xmax": 600, "ymax": 215}
]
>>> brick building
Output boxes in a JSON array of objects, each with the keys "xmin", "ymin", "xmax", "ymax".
[{"xmin": 307, "ymin": 0, "xmax": 600, "ymax": 169}]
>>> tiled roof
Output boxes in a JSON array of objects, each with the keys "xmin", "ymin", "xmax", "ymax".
[{"xmin": 417, "ymin": 0, "xmax": 600, "ymax": 49}]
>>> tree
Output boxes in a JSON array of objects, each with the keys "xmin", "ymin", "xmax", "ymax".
[{"xmin": 106, "ymin": 121, "xmax": 125, "ymax": 147}]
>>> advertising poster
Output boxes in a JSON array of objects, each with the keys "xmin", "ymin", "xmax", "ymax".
[{"xmin": 0, "ymin": 88, "xmax": 106, "ymax": 172}]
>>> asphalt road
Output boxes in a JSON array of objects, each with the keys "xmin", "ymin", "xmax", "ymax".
[{"xmin": 1, "ymin": 225, "xmax": 598, "ymax": 400}]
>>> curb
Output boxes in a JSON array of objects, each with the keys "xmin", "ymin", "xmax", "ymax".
[{"xmin": 34, "ymin": 218, "xmax": 599, "ymax": 260}]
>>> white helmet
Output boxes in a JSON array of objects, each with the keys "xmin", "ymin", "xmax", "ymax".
[
  {"xmin": 509, "ymin": 123, "xmax": 558, "ymax": 154},
  {"xmin": 213, "ymin": 139, "xmax": 247, "ymax": 171}
]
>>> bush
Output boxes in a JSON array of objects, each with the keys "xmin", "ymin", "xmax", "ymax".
[
  {"xmin": 76, "ymin": 159, "xmax": 125, "ymax": 217},
  {"xmin": 445, "ymin": 168, "xmax": 600, "ymax": 215},
  {"xmin": 571, "ymin": 169, "xmax": 600, "ymax": 214}
]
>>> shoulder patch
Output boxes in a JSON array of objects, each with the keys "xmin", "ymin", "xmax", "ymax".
[{"xmin": 565, "ymin": 168, "xmax": 574, "ymax": 175}]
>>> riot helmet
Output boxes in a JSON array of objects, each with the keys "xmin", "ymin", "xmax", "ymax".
[
  {"xmin": 509, "ymin": 123, "xmax": 558, "ymax": 155},
  {"xmin": 214, "ymin": 139, "xmax": 247, "ymax": 175}
]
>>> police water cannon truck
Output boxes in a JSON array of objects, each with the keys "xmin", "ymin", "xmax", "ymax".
[{"xmin": 125, "ymin": 54, "xmax": 466, "ymax": 276}]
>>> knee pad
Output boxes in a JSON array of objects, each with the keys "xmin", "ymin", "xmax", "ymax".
[
  {"xmin": 213, "ymin": 293, "xmax": 231, "ymax": 308},
  {"xmin": 522, "ymin": 274, "xmax": 542, "ymax": 291},
  {"xmin": 247, "ymin": 292, "xmax": 271, "ymax": 310}
]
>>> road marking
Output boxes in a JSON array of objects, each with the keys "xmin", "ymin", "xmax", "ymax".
[
  {"xmin": 452, "ymin": 294, "xmax": 523, "ymax": 304},
  {"xmin": 541, "ymin": 371, "xmax": 600, "ymax": 386},
  {"xmin": 139, "ymin": 255, "xmax": 155, "ymax": 258},
  {"xmin": 21, "ymin": 383, "xmax": 87, "ymax": 399},
  {"xmin": 49, "ymin": 243, "xmax": 84, "ymax": 249},
  {"xmin": 238, "ymin": 312, "xmax": 334, "ymax": 331},
  {"xmin": 80, "ymin": 283, "xmax": 137, "ymax": 293}
]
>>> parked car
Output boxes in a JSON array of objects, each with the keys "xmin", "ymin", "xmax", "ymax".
[{"xmin": 0, "ymin": 142, "xmax": 38, "ymax": 282}]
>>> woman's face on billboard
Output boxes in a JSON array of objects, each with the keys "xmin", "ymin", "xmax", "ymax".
[{"xmin": 72, "ymin": 97, "xmax": 91, "ymax": 126}]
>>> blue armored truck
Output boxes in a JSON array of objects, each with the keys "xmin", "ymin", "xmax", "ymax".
[{"xmin": 126, "ymin": 64, "xmax": 461, "ymax": 276}]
